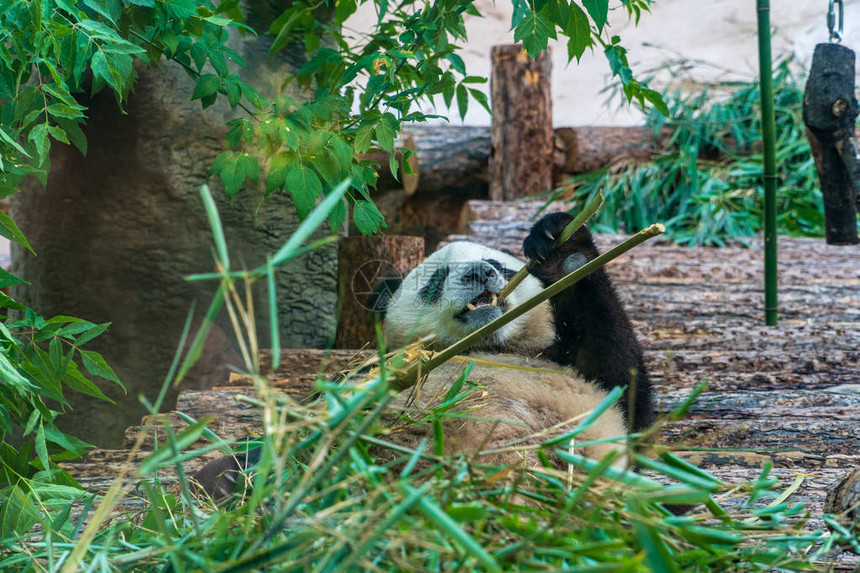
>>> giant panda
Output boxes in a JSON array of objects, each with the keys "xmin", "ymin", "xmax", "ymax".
[
  {"xmin": 364, "ymin": 212, "xmax": 654, "ymax": 472},
  {"xmin": 374, "ymin": 212, "xmax": 654, "ymax": 432},
  {"xmin": 191, "ymin": 213, "xmax": 651, "ymax": 497}
]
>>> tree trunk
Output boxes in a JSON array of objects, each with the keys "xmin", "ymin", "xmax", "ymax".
[
  {"xmin": 489, "ymin": 45, "xmax": 553, "ymax": 200},
  {"xmin": 335, "ymin": 235, "xmax": 424, "ymax": 349},
  {"xmin": 8, "ymin": 0, "xmax": 339, "ymax": 448},
  {"xmin": 554, "ymin": 126, "xmax": 671, "ymax": 175}
]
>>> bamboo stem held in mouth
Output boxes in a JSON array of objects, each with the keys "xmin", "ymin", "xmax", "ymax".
[
  {"xmin": 392, "ymin": 223, "xmax": 665, "ymax": 391},
  {"xmin": 496, "ymin": 191, "xmax": 604, "ymax": 302}
]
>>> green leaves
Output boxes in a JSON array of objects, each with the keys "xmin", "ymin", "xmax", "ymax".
[
  {"xmin": 0, "ymin": 311, "xmax": 119, "ymax": 531},
  {"xmin": 503, "ymin": 1, "xmax": 664, "ymax": 116},
  {"xmin": 353, "ymin": 199, "xmax": 386, "ymax": 236},
  {"xmin": 375, "ymin": 113, "xmax": 398, "ymax": 152},
  {"xmin": 192, "ymin": 74, "xmax": 221, "ymax": 108},
  {"xmin": 582, "ymin": 0, "xmax": 609, "ymax": 33},
  {"xmin": 559, "ymin": 59, "xmax": 816, "ymax": 246},
  {"xmin": 604, "ymin": 37, "xmax": 669, "ymax": 116},
  {"xmin": 0, "ymin": 210, "xmax": 34, "ymax": 255},
  {"xmin": 0, "ymin": 0, "xmax": 241, "ymax": 203},
  {"xmin": 211, "ymin": 152, "xmax": 259, "ymax": 199},
  {"xmin": 286, "ymin": 164, "xmax": 322, "ymax": 218},
  {"xmin": 514, "ymin": 11, "xmax": 556, "ymax": 58},
  {"xmin": 566, "ymin": 4, "xmax": 592, "ymax": 62}
]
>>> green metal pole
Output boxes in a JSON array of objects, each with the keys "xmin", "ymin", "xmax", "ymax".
[{"xmin": 756, "ymin": 0, "xmax": 778, "ymax": 326}]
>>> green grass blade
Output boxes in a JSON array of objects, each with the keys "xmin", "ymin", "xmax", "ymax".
[
  {"xmin": 175, "ymin": 286, "xmax": 225, "ymax": 385},
  {"xmin": 270, "ymin": 178, "xmax": 350, "ymax": 267},
  {"xmin": 399, "ymin": 482, "xmax": 501, "ymax": 573},
  {"xmin": 266, "ymin": 256, "xmax": 280, "ymax": 371},
  {"xmin": 200, "ymin": 184, "xmax": 230, "ymax": 272},
  {"xmin": 543, "ymin": 385, "xmax": 624, "ymax": 446}
]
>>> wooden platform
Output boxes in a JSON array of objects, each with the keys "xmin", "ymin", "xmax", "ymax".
[{"xmin": 64, "ymin": 200, "xmax": 860, "ymax": 566}]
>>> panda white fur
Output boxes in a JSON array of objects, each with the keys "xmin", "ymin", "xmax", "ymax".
[
  {"xmin": 383, "ymin": 353, "xmax": 627, "ymax": 469},
  {"xmin": 384, "ymin": 240, "xmax": 556, "ymax": 354},
  {"xmin": 376, "ymin": 237, "xmax": 627, "ymax": 469}
]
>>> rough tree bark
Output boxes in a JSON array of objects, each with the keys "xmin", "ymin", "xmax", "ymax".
[
  {"xmin": 335, "ymin": 235, "xmax": 424, "ymax": 349},
  {"xmin": 803, "ymin": 42, "xmax": 860, "ymax": 245},
  {"xmin": 489, "ymin": 45, "xmax": 553, "ymax": 200},
  {"xmin": 9, "ymin": 0, "xmax": 340, "ymax": 448}
]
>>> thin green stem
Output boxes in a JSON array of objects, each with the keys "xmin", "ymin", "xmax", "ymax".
[{"xmin": 756, "ymin": 0, "xmax": 778, "ymax": 326}]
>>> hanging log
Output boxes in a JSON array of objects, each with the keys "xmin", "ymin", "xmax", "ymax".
[
  {"xmin": 803, "ymin": 42, "xmax": 860, "ymax": 245},
  {"xmin": 489, "ymin": 45, "xmax": 554, "ymax": 200},
  {"xmin": 334, "ymin": 235, "xmax": 424, "ymax": 349}
]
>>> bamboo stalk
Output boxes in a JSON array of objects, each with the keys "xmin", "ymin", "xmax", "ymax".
[
  {"xmin": 756, "ymin": 0, "xmax": 779, "ymax": 326},
  {"xmin": 497, "ymin": 191, "xmax": 604, "ymax": 302},
  {"xmin": 392, "ymin": 223, "xmax": 665, "ymax": 390}
]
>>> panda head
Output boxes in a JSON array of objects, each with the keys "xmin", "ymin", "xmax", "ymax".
[{"xmin": 372, "ymin": 241, "xmax": 555, "ymax": 354}]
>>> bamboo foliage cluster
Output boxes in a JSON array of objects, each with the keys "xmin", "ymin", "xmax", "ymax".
[{"xmin": 555, "ymin": 59, "xmax": 829, "ymax": 246}]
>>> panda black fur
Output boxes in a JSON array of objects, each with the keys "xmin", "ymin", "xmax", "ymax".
[
  {"xmin": 190, "ymin": 213, "xmax": 650, "ymax": 498},
  {"xmin": 379, "ymin": 212, "xmax": 654, "ymax": 432},
  {"xmin": 524, "ymin": 213, "xmax": 655, "ymax": 431}
]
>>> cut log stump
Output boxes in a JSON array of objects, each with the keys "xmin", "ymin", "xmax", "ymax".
[
  {"xmin": 335, "ymin": 235, "xmax": 424, "ymax": 349},
  {"xmin": 489, "ymin": 45, "xmax": 553, "ymax": 201}
]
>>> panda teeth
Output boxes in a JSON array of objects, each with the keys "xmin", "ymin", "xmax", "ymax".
[
  {"xmin": 490, "ymin": 294, "xmax": 498, "ymax": 306},
  {"xmin": 467, "ymin": 303, "xmax": 477, "ymax": 311}
]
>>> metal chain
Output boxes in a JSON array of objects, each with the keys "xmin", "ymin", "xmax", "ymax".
[{"xmin": 828, "ymin": 0, "xmax": 844, "ymax": 42}]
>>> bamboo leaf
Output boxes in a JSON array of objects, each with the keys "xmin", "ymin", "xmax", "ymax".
[
  {"xmin": 200, "ymin": 184, "xmax": 230, "ymax": 271},
  {"xmin": 400, "ymin": 482, "xmax": 501, "ymax": 572},
  {"xmin": 270, "ymin": 178, "xmax": 350, "ymax": 267},
  {"xmin": 139, "ymin": 418, "xmax": 213, "ymax": 474}
]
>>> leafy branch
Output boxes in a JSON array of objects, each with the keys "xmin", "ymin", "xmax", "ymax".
[{"xmin": 2, "ymin": 0, "xmax": 665, "ymax": 238}]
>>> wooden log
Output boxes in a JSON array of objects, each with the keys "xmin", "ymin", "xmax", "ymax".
[
  {"xmin": 460, "ymin": 200, "xmax": 860, "ymax": 283},
  {"xmin": 389, "ymin": 126, "xmax": 672, "ymax": 196},
  {"xmin": 803, "ymin": 42, "xmax": 860, "ymax": 245},
  {"xmin": 489, "ymin": 45, "xmax": 553, "ymax": 200},
  {"xmin": 403, "ymin": 126, "xmax": 492, "ymax": 194},
  {"xmin": 335, "ymin": 235, "xmax": 424, "ymax": 348},
  {"xmin": 554, "ymin": 126, "xmax": 670, "ymax": 176},
  {"xmin": 825, "ymin": 468, "xmax": 860, "ymax": 526},
  {"xmin": 372, "ymin": 190, "xmax": 472, "ymax": 253}
]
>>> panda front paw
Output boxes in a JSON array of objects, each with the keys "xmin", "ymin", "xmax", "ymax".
[
  {"xmin": 562, "ymin": 252, "xmax": 589, "ymax": 274},
  {"xmin": 523, "ymin": 212, "xmax": 574, "ymax": 261}
]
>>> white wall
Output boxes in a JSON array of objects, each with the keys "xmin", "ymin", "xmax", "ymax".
[{"xmin": 349, "ymin": 0, "xmax": 860, "ymax": 126}]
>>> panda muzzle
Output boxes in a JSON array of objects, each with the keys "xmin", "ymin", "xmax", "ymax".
[{"xmin": 465, "ymin": 290, "xmax": 500, "ymax": 312}]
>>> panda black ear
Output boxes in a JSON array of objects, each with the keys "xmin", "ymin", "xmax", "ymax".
[{"xmin": 367, "ymin": 275, "xmax": 403, "ymax": 320}]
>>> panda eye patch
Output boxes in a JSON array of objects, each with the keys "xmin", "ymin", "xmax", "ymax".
[
  {"xmin": 417, "ymin": 266, "xmax": 450, "ymax": 304},
  {"xmin": 483, "ymin": 258, "xmax": 517, "ymax": 281}
]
